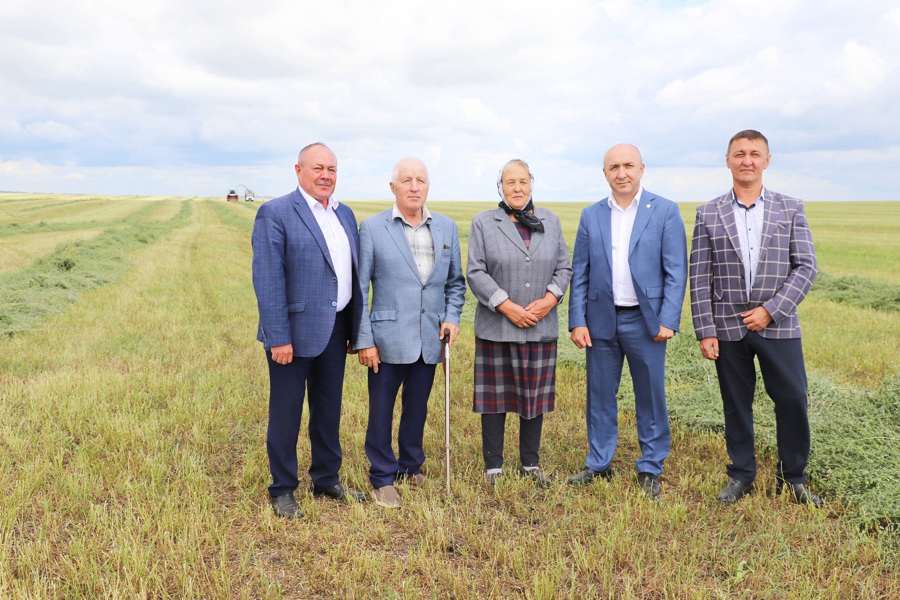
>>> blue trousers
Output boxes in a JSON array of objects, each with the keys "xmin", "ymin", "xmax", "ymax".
[
  {"xmin": 265, "ymin": 310, "xmax": 349, "ymax": 498},
  {"xmin": 716, "ymin": 332, "xmax": 810, "ymax": 484},
  {"xmin": 365, "ymin": 357, "xmax": 437, "ymax": 489},
  {"xmin": 585, "ymin": 308, "xmax": 670, "ymax": 476}
]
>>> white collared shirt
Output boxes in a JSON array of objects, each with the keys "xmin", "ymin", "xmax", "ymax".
[
  {"xmin": 299, "ymin": 186, "xmax": 353, "ymax": 311},
  {"xmin": 608, "ymin": 185, "xmax": 642, "ymax": 307}
]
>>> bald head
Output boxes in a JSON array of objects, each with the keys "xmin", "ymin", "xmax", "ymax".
[{"xmin": 603, "ymin": 144, "xmax": 645, "ymax": 206}]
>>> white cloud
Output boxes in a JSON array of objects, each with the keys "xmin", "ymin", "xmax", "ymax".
[{"xmin": 0, "ymin": 0, "xmax": 898, "ymax": 200}]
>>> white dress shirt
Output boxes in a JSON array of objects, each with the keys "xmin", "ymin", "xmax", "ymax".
[
  {"xmin": 299, "ymin": 186, "xmax": 353, "ymax": 311},
  {"xmin": 609, "ymin": 186, "xmax": 641, "ymax": 307}
]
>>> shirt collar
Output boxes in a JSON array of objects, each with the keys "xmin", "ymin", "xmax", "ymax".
[
  {"xmin": 298, "ymin": 185, "xmax": 339, "ymax": 211},
  {"xmin": 392, "ymin": 203, "xmax": 432, "ymax": 226},
  {"xmin": 731, "ymin": 187, "xmax": 765, "ymax": 209},
  {"xmin": 607, "ymin": 185, "xmax": 643, "ymax": 212}
]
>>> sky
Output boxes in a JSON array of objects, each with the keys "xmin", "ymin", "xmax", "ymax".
[{"xmin": 1, "ymin": 0, "xmax": 898, "ymax": 202}]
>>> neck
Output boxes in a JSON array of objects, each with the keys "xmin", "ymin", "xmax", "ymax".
[
  {"xmin": 401, "ymin": 208, "xmax": 423, "ymax": 227},
  {"xmin": 733, "ymin": 182, "xmax": 763, "ymax": 207}
]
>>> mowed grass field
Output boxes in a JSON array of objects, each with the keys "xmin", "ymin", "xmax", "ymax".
[{"xmin": 0, "ymin": 193, "xmax": 897, "ymax": 599}]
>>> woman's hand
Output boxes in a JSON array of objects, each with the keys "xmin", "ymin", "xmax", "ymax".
[
  {"xmin": 524, "ymin": 292, "xmax": 558, "ymax": 323},
  {"xmin": 497, "ymin": 300, "xmax": 538, "ymax": 328}
]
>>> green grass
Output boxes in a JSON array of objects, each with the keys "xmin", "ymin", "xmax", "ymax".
[{"xmin": 0, "ymin": 194, "xmax": 897, "ymax": 598}]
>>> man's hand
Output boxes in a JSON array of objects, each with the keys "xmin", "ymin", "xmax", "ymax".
[
  {"xmin": 497, "ymin": 299, "xmax": 538, "ymax": 328},
  {"xmin": 571, "ymin": 326, "xmax": 592, "ymax": 349},
  {"xmin": 741, "ymin": 306, "xmax": 773, "ymax": 331},
  {"xmin": 346, "ymin": 341, "xmax": 357, "ymax": 355},
  {"xmin": 358, "ymin": 347, "xmax": 381, "ymax": 373},
  {"xmin": 653, "ymin": 326, "xmax": 675, "ymax": 342},
  {"xmin": 699, "ymin": 337, "xmax": 719, "ymax": 360},
  {"xmin": 524, "ymin": 292, "xmax": 558, "ymax": 323},
  {"xmin": 271, "ymin": 344, "xmax": 293, "ymax": 365},
  {"xmin": 440, "ymin": 323, "xmax": 460, "ymax": 348}
]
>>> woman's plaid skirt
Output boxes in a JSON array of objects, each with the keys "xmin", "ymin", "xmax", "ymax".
[{"xmin": 473, "ymin": 337, "xmax": 557, "ymax": 419}]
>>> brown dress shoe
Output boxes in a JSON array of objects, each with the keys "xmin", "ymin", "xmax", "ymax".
[{"xmin": 397, "ymin": 473, "xmax": 426, "ymax": 487}]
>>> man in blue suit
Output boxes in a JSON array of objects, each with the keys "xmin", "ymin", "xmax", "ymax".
[
  {"xmin": 355, "ymin": 157, "xmax": 466, "ymax": 508},
  {"xmin": 568, "ymin": 144, "xmax": 688, "ymax": 498},
  {"xmin": 252, "ymin": 142, "xmax": 365, "ymax": 519}
]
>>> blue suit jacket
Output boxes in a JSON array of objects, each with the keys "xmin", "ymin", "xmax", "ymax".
[
  {"xmin": 354, "ymin": 209, "xmax": 466, "ymax": 364},
  {"xmin": 569, "ymin": 189, "xmax": 688, "ymax": 340},
  {"xmin": 251, "ymin": 189, "xmax": 362, "ymax": 357}
]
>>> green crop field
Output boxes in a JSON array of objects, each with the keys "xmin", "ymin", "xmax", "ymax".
[{"xmin": 0, "ymin": 193, "xmax": 897, "ymax": 599}]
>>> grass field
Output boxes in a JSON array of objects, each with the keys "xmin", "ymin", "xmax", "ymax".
[{"xmin": 0, "ymin": 193, "xmax": 897, "ymax": 599}]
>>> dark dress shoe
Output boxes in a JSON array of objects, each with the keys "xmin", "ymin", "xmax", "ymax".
[
  {"xmin": 567, "ymin": 466, "xmax": 613, "ymax": 486},
  {"xmin": 716, "ymin": 478, "xmax": 753, "ymax": 504},
  {"xmin": 637, "ymin": 472, "xmax": 661, "ymax": 499},
  {"xmin": 270, "ymin": 493, "xmax": 303, "ymax": 519},
  {"xmin": 311, "ymin": 482, "xmax": 366, "ymax": 503},
  {"xmin": 777, "ymin": 481, "xmax": 824, "ymax": 508}
]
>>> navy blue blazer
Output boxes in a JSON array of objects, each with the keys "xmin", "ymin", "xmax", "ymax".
[{"xmin": 251, "ymin": 189, "xmax": 362, "ymax": 357}]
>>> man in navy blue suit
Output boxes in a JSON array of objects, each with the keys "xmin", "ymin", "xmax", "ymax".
[
  {"xmin": 251, "ymin": 142, "xmax": 365, "ymax": 519},
  {"xmin": 568, "ymin": 144, "xmax": 687, "ymax": 498}
]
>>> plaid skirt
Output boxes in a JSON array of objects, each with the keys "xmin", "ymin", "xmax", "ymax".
[{"xmin": 473, "ymin": 337, "xmax": 557, "ymax": 419}]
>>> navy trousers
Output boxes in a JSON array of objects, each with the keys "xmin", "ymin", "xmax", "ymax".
[
  {"xmin": 716, "ymin": 332, "xmax": 810, "ymax": 484},
  {"xmin": 365, "ymin": 357, "xmax": 437, "ymax": 489},
  {"xmin": 585, "ymin": 308, "xmax": 670, "ymax": 477},
  {"xmin": 266, "ymin": 310, "xmax": 349, "ymax": 498}
]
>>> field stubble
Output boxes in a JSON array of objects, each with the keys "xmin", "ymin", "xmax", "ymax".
[{"xmin": 0, "ymin": 194, "xmax": 897, "ymax": 598}]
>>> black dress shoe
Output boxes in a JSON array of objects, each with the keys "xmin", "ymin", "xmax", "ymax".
[
  {"xmin": 716, "ymin": 478, "xmax": 753, "ymax": 504},
  {"xmin": 567, "ymin": 466, "xmax": 613, "ymax": 486},
  {"xmin": 270, "ymin": 493, "xmax": 303, "ymax": 519},
  {"xmin": 777, "ymin": 481, "xmax": 824, "ymax": 508},
  {"xmin": 637, "ymin": 472, "xmax": 661, "ymax": 499},
  {"xmin": 311, "ymin": 482, "xmax": 366, "ymax": 503}
]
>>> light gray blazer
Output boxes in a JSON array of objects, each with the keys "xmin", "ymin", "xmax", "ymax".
[
  {"xmin": 467, "ymin": 207, "xmax": 572, "ymax": 343},
  {"xmin": 354, "ymin": 208, "xmax": 466, "ymax": 364}
]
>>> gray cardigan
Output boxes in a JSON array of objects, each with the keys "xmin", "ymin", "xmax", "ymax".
[{"xmin": 467, "ymin": 207, "xmax": 572, "ymax": 343}]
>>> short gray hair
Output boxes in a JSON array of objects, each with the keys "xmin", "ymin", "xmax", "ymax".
[{"xmin": 391, "ymin": 157, "xmax": 429, "ymax": 184}]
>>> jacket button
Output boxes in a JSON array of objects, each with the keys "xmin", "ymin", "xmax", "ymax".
[
  {"xmin": 331, "ymin": 301, "xmax": 337, "ymax": 307},
  {"xmin": 525, "ymin": 282, "xmax": 531, "ymax": 288},
  {"xmin": 421, "ymin": 309, "xmax": 426, "ymax": 313},
  {"xmin": 332, "ymin": 277, "xmax": 337, "ymax": 282},
  {"xmin": 525, "ymin": 256, "xmax": 531, "ymax": 262}
]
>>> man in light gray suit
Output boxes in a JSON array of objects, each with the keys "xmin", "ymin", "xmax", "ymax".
[
  {"xmin": 690, "ymin": 129, "xmax": 822, "ymax": 507},
  {"xmin": 355, "ymin": 157, "xmax": 466, "ymax": 508}
]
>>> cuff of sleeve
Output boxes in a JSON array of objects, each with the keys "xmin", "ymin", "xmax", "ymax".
[
  {"xmin": 488, "ymin": 289, "xmax": 509, "ymax": 311},
  {"xmin": 547, "ymin": 284, "xmax": 564, "ymax": 303}
]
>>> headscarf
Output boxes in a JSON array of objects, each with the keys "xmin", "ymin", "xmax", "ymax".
[{"xmin": 496, "ymin": 161, "xmax": 544, "ymax": 233}]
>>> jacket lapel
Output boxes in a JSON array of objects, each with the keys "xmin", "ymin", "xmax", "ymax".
[
  {"xmin": 495, "ymin": 208, "xmax": 529, "ymax": 255},
  {"xmin": 758, "ymin": 189, "xmax": 781, "ymax": 255},
  {"xmin": 595, "ymin": 198, "xmax": 613, "ymax": 271},
  {"xmin": 716, "ymin": 194, "xmax": 743, "ymax": 258},
  {"xmin": 292, "ymin": 190, "xmax": 335, "ymax": 273},
  {"xmin": 628, "ymin": 190, "xmax": 653, "ymax": 257},
  {"xmin": 386, "ymin": 214, "xmax": 424, "ymax": 283}
]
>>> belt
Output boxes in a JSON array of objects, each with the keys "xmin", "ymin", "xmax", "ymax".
[{"xmin": 615, "ymin": 305, "xmax": 640, "ymax": 312}]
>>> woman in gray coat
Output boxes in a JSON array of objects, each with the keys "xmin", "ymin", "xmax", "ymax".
[{"xmin": 467, "ymin": 159, "xmax": 573, "ymax": 487}]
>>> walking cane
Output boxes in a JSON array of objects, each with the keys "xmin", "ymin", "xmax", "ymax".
[{"xmin": 442, "ymin": 327, "xmax": 451, "ymax": 494}]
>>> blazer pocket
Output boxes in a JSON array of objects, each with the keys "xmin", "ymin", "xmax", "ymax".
[
  {"xmin": 588, "ymin": 289, "xmax": 599, "ymax": 301},
  {"xmin": 370, "ymin": 309, "xmax": 399, "ymax": 322},
  {"xmin": 288, "ymin": 302, "xmax": 305, "ymax": 313},
  {"xmin": 645, "ymin": 286, "xmax": 663, "ymax": 299}
]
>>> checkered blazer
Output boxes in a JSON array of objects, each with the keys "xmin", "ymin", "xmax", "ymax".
[{"xmin": 689, "ymin": 189, "xmax": 817, "ymax": 341}]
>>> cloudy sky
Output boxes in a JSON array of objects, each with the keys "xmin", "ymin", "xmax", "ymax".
[{"xmin": 1, "ymin": 0, "xmax": 897, "ymax": 202}]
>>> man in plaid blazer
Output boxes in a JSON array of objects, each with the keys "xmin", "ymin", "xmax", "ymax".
[{"xmin": 689, "ymin": 130, "xmax": 822, "ymax": 507}]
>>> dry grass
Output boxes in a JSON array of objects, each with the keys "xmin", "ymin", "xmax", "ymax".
[{"xmin": 0, "ymin": 196, "xmax": 896, "ymax": 598}]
